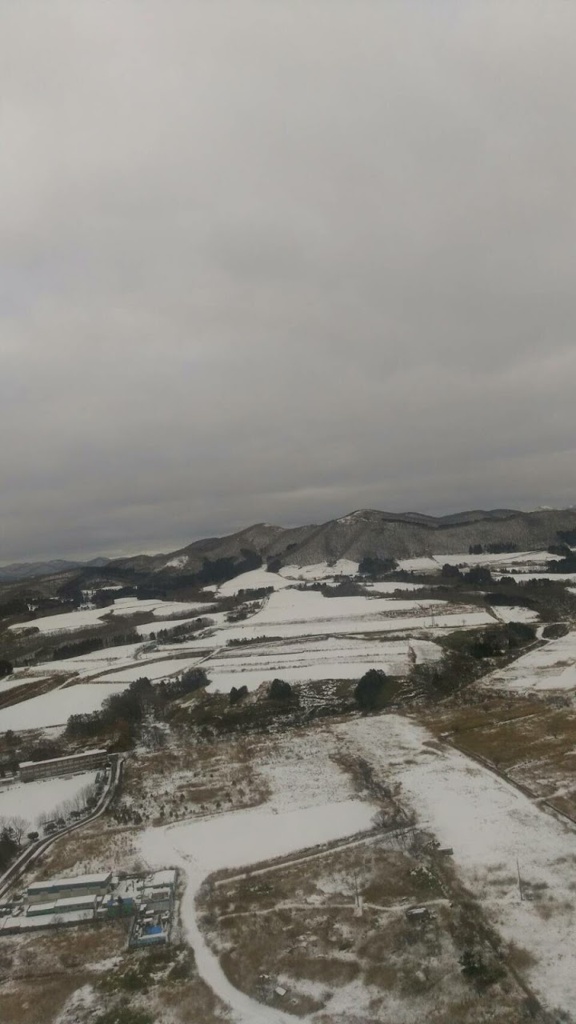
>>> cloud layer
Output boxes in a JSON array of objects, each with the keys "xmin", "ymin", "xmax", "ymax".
[{"xmin": 2, "ymin": 2, "xmax": 576, "ymax": 560}]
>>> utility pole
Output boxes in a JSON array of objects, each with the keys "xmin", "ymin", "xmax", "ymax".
[{"xmin": 517, "ymin": 858, "xmax": 523, "ymax": 901}]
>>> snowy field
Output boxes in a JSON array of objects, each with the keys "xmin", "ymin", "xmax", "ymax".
[
  {"xmin": 139, "ymin": 725, "xmax": 377, "ymax": 1024},
  {"xmin": 278, "ymin": 560, "xmax": 359, "ymax": 581},
  {"xmin": 109, "ymin": 597, "xmax": 213, "ymax": 620},
  {"xmin": 0, "ymin": 682, "xmax": 130, "ymax": 732},
  {"xmin": 8, "ymin": 597, "xmax": 211, "ymax": 636},
  {"xmin": 364, "ymin": 580, "xmax": 427, "ymax": 593},
  {"xmin": 490, "ymin": 605, "xmax": 540, "ymax": 624},
  {"xmin": 432, "ymin": 550, "xmax": 562, "ymax": 570},
  {"xmin": 3, "ymin": 580, "xmax": 491, "ymax": 709},
  {"xmin": 201, "ymin": 636, "xmax": 442, "ymax": 692},
  {"xmin": 0, "ymin": 673, "xmax": 53, "ymax": 694},
  {"xmin": 339, "ymin": 715, "xmax": 576, "ymax": 1018},
  {"xmin": 135, "ymin": 618, "xmax": 206, "ymax": 638},
  {"xmin": 0, "ymin": 771, "xmax": 96, "ymax": 831},
  {"xmin": 482, "ymin": 630, "xmax": 576, "ymax": 692},
  {"xmin": 398, "ymin": 550, "xmax": 564, "ymax": 576},
  {"xmin": 217, "ymin": 606, "xmax": 494, "ymax": 643},
  {"xmin": 493, "ymin": 571, "xmax": 576, "ymax": 584},
  {"xmin": 9, "ymin": 606, "xmax": 113, "ymax": 635},
  {"xmin": 14, "ymin": 642, "xmax": 152, "ymax": 682},
  {"xmin": 217, "ymin": 568, "xmax": 293, "ymax": 596},
  {"xmin": 105, "ymin": 654, "xmax": 206, "ymax": 684}
]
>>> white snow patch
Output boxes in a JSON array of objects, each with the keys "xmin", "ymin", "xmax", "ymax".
[
  {"xmin": 162, "ymin": 555, "xmax": 188, "ymax": 569},
  {"xmin": 105, "ymin": 656, "xmax": 206, "ymax": 684},
  {"xmin": 217, "ymin": 568, "xmax": 293, "ymax": 596},
  {"xmin": 338, "ymin": 714, "xmax": 576, "ymax": 1018},
  {"xmin": 483, "ymin": 630, "xmax": 576, "ymax": 692},
  {"xmin": 364, "ymin": 580, "xmax": 427, "ymax": 593},
  {"xmin": 490, "ymin": 606, "xmax": 540, "ymax": 624},
  {"xmin": 202, "ymin": 636, "xmax": 442, "ymax": 692},
  {"xmin": 278, "ymin": 560, "xmax": 358, "ymax": 581},
  {"xmin": 0, "ymin": 771, "xmax": 96, "ymax": 830},
  {"xmin": 0, "ymin": 682, "xmax": 130, "ymax": 732},
  {"xmin": 139, "ymin": 799, "xmax": 376, "ymax": 1024}
]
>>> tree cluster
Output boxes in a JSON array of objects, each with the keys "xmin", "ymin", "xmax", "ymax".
[
  {"xmin": 354, "ymin": 669, "xmax": 398, "ymax": 711},
  {"xmin": 66, "ymin": 669, "xmax": 209, "ymax": 745},
  {"xmin": 358, "ymin": 555, "xmax": 398, "ymax": 576},
  {"xmin": 468, "ymin": 543, "xmax": 518, "ymax": 555},
  {"xmin": 0, "ymin": 824, "xmax": 18, "ymax": 872}
]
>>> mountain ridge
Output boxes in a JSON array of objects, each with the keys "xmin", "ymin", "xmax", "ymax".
[
  {"xmin": 3, "ymin": 507, "xmax": 575, "ymax": 585},
  {"xmin": 112, "ymin": 506, "xmax": 576, "ymax": 577}
]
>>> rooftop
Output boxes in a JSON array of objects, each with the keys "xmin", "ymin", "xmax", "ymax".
[
  {"xmin": 20, "ymin": 749, "xmax": 107, "ymax": 770},
  {"xmin": 28, "ymin": 871, "xmax": 112, "ymax": 893}
]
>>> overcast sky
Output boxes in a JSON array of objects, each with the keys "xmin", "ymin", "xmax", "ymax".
[{"xmin": 2, "ymin": 1, "xmax": 576, "ymax": 562}]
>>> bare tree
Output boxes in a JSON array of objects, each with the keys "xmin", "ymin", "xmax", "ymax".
[{"xmin": 7, "ymin": 816, "xmax": 28, "ymax": 846}]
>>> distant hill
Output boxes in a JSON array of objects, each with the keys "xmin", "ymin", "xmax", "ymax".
[
  {"xmin": 111, "ymin": 506, "xmax": 576, "ymax": 578},
  {"xmin": 0, "ymin": 557, "xmax": 110, "ymax": 583},
  {"xmin": 3, "ymin": 507, "xmax": 575, "ymax": 589}
]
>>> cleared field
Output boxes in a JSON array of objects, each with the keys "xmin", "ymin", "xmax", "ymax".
[
  {"xmin": 338, "ymin": 714, "xmax": 576, "ymax": 1019},
  {"xmin": 217, "ymin": 568, "xmax": 293, "ymax": 595},
  {"xmin": 140, "ymin": 802, "xmax": 376, "ymax": 1024},
  {"xmin": 278, "ymin": 560, "xmax": 359, "ymax": 580},
  {"xmin": 0, "ymin": 681, "xmax": 129, "ymax": 732},
  {"xmin": 422, "ymin": 695, "xmax": 576, "ymax": 820},
  {"xmin": 8, "ymin": 597, "xmax": 210, "ymax": 636},
  {"xmin": 483, "ymin": 630, "xmax": 576, "ymax": 692},
  {"xmin": 0, "ymin": 771, "xmax": 96, "ymax": 831},
  {"xmin": 202, "ymin": 636, "xmax": 442, "ymax": 692},
  {"xmin": 105, "ymin": 654, "xmax": 206, "ymax": 684},
  {"xmin": 209, "ymin": 589, "xmax": 493, "ymax": 643},
  {"xmin": 201, "ymin": 841, "xmax": 528, "ymax": 1023}
]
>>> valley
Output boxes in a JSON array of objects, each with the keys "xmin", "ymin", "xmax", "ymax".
[{"xmin": 1, "ymin": 510, "xmax": 576, "ymax": 1024}]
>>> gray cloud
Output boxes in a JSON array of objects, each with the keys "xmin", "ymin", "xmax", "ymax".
[{"xmin": 2, "ymin": 1, "xmax": 576, "ymax": 561}]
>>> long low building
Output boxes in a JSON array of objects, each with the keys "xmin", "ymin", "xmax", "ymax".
[
  {"xmin": 27, "ymin": 872, "xmax": 112, "ymax": 904},
  {"xmin": 19, "ymin": 749, "xmax": 109, "ymax": 782},
  {"xmin": 27, "ymin": 894, "xmax": 97, "ymax": 916}
]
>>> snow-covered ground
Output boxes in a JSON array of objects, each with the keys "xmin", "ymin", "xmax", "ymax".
[
  {"xmin": 218, "ymin": 607, "xmax": 494, "ymax": 643},
  {"xmin": 278, "ymin": 559, "xmax": 359, "ymax": 581},
  {"xmin": 105, "ymin": 655, "xmax": 206, "ymax": 684},
  {"xmin": 201, "ymin": 636, "xmax": 442, "ymax": 692},
  {"xmin": 434, "ymin": 550, "xmax": 561, "ymax": 570},
  {"xmin": 397, "ymin": 556, "xmax": 441, "ymax": 573},
  {"xmin": 8, "ymin": 597, "xmax": 211, "ymax": 636},
  {"xmin": 206, "ymin": 588, "xmax": 485, "ymax": 641},
  {"xmin": 482, "ymin": 630, "xmax": 576, "ymax": 692},
  {"xmin": 398, "ymin": 550, "xmax": 564, "ymax": 576},
  {"xmin": 16, "ymin": 642, "xmax": 151, "ymax": 682},
  {"xmin": 493, "ymin": 571, "xmax": 576, "ymax": 584},
  {"xmin": 109, "ymin": 597, "xmax": 212, "ymax": 620},
  {"xmin": 0, "ymin": 682, "xmax": 130, "ymax": 732},
  {"xmin": 490, "ymin": 605, "xmax": 540, "ymax": 624},
  {"xmin": 0, "ymin": 673, "xmax": 53, "ymax": 694},
  {"xmin": 364, "ymin": 580, "xmax": 427, "ymax": 593},
  {"xmin": 217, "ymin": 568, "xmax": 293, "ymax": 596},
  {"xmin": 338, "ymin": 715, "xmax": 576, "ymax": 1018},
  {"xmin": 134, "ymin": 618, "xmax": 203, "ymax": 638},
  {"xmin": 9, "ymin": 606, "xmax": 113, "ymax": 635},
  {"xmin": 0, "ymin": 771, "xmax": 96, "ymax": 831},
  {"xmin": 139, "ymin": 726, "xmax": 377, "ymax": 1024}
]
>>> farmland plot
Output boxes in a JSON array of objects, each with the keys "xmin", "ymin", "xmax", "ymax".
[
  {"xmin": 338, "ymin": 714, "xmax": 576, "ymax": 1020},
  {"xmin": 201, "ymin": 636, "xmax": 442, "ymax": 691},
  {"xmin": 482, "ymin": 629, "xmax": 576, "ymax": 692},
  {"xmin": 0, "ymin": 682, "xmax": 130, "ymax": 732},
  {"xmin": 208, "ymin": 589, "xmax": 494, "ymax": 643},
  {"xmin": 0, "ymin": 771, "xmax": 97, "ymax": 831},
  {"xmin": 131, "ymin": 729, "xmax": 374, "ymax": 1023}
]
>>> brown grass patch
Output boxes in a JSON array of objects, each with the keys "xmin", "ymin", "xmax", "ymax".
[{"xmin": 0, "ymin": 974, "xmax": 92, "ymax": 1024}]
